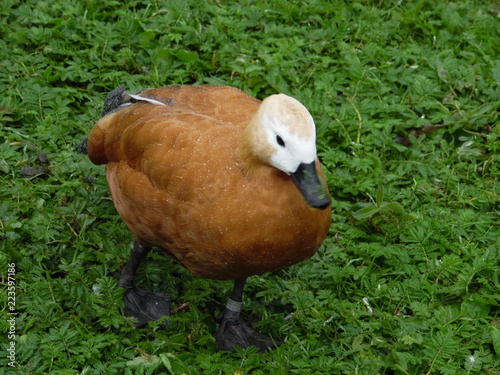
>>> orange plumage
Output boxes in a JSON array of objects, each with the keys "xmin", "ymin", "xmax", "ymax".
[{"xmin": 88, "ymin": 85, "xmax": 331, "ymax": 280}]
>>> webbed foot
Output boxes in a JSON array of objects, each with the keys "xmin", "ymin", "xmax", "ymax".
[
  {"xmin": 214, "ymin": 306, "xmax": 281, "ymax": 352},
  {"xmin": 122, "ymin": 285, "xmax": 170, "ymax": 327}
]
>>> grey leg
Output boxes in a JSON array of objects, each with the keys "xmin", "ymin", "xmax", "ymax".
[
  {"xmin": 214, "ymin": 278, "xmax": 281, "ymax": 352},
  {"xmin": 119, "ymin": 240, "xmax": 171, "ymax": 327}
]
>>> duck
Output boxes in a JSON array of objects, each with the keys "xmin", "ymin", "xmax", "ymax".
[{"xmin": 87, "ymin": 84, "xmax": 331, "ymax": 352}]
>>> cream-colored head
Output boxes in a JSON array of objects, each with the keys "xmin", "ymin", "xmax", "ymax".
[
  {"xmin": 242, "ymin": 93, "xmax": 330, "ymax": 209},
  {"xmin": 245, "ymin": 93, "xmax": 317, "ymax": 175}
]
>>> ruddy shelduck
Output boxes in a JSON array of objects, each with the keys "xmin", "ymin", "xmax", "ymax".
[{"xmin": 87, "ymin": 85, "xmax": 331, "ymax": 351}]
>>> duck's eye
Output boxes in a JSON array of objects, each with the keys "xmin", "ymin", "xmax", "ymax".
[{"xmin": 276, "ymin": 135, "xmax": 285, "ymax": 147}]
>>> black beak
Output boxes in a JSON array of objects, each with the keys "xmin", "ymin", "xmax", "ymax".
[{"xmin": 290, "ymin": 161, "xmax": 331, "ymax": 210}]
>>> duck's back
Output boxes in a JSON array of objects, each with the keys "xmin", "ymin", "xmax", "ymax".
[
  {"xmin": 88, "ymin": 86, "xmax": 260, "ymax": 163},
  {"xmin": 88, "ymin": 85, "xmax": 331, "ymax": 280}
]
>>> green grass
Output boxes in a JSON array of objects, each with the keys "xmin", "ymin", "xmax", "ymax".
[{"xmin": 1, "ymin": 0, "xmax": 499, "ymax": 373}]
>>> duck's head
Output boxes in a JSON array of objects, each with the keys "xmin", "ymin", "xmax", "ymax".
[{"xmin": 243, "ymin": 93, "xmax": 331, "ymax": 210}]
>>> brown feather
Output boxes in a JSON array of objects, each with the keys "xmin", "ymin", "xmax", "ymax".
[{"xmin": 88, "ymin": 85, "xmax": 331, "ymax": 280}]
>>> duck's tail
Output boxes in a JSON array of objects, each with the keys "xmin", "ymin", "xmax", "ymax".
[
  {"xmin": 76, "ymin": 85, "xmax": 172, "ymax": 155},
  {"xmin": 76, "ymin": 84, "xmax": 129, "ymax": 155}
]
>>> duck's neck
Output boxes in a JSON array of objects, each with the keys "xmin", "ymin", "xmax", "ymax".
[{"xmin": 238, "ymin": 112, "xmax": 274, "ymax": 175}]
